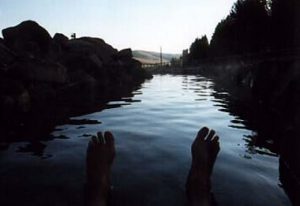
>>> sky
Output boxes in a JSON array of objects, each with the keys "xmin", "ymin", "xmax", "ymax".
[{"xmin": 0, "ymin": 0, "xmax": 236, "ymax": 54}]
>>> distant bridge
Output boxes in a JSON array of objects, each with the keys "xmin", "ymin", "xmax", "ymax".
[{"xmin": 141, "ymin": 62, "xmax": 170, "ymax": 68}]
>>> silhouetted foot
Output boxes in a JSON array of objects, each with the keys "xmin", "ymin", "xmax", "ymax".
[
  {"xmin": 186, "ymin": 127, "xmax": 220, "ymax": 206},
  {"xmin": 86, "ymin": 131, "xmax": 115, "ymax": 206}
]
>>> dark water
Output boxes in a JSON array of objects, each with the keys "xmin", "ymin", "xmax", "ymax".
[{"xmin": 0, "ymin": 75, "xmax": 291, "ymax": 206}]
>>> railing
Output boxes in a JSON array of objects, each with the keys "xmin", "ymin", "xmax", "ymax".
[{"xmin": 142, "ymin": 62, "xmax": 170, "ymax": 68}]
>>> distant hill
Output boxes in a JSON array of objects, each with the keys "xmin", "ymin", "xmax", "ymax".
[{"xmin": 133, "ymin": 50, "xmax": 180, "ymax": 65}]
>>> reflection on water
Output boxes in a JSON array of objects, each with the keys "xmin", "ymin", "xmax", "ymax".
[{"xmin": 0, "ymin": 75, "xmax": 291, "ymax": 206}]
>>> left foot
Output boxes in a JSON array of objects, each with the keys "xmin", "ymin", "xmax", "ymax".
[{"xmin": 86, "ymin": 131, "xmax": 115, "ymax": 206}]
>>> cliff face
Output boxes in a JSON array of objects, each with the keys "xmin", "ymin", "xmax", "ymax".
[{"xmin": 0, "ymin": 20, "xmax": 152, "ymax": 143}]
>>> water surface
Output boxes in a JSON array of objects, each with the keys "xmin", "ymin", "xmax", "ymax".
[{"xmin": 0, "ymin": 75, "xmax": 290, "ymax": 206}]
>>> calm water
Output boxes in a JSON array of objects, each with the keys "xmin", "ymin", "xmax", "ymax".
[{"xmin": 0, "ymin": 75, "xmax": 291, "ymax": 206}]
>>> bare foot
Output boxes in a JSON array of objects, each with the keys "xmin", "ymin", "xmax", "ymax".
[
  {"xmin": 86, "ymin": 131, "xmax": 115, "ymax": 206},
  {"xmin": 186, "ymin": 127, "xmax": 220, "ymax": 206}
]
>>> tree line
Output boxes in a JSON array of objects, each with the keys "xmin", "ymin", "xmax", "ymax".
[{"xmin": 186, "ymin": 0, "xmax": 300, "ymax": 65}]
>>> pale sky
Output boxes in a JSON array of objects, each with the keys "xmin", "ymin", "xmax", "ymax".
[{"xmin": 0, "ymin": 0, "xmax": 236, "ymax": 53}]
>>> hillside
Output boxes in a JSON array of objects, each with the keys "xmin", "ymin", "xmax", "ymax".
[{"xmin": 133, "ymin": 50, "xmax": 180, "ymax": 64}]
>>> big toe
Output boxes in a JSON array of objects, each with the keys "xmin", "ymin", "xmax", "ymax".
[
  {"xmin": 104, "ymin": 131, "xmax": 115, "ymax": 147},
  {"xmin": 196, "ymin": 127, "xmax": 209, "ymax": 141}
]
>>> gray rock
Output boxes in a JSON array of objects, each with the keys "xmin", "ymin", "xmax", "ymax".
[
  {"xmin": 115, "ymin": 48, "xmax": 133, "ymax": 61},
  {"xmin": 8, "ymin": 60, "xmax": 67, "ymax": 83},
  {"xmin": 89, "ymin": 54, "xmax": 103, "ymax": 69},
  {"xmin": 2, "ymin": 20, "xmax": 52, "ymax": 54},
  {"xmin": 60, "ymin": 52, "xmax": 105, "ymax": 78},
  {"xmin": 51, "ymin": 33, "xmax": 69, "ymax": 58},
  {"xmin": 53, "ymin": 33, "xmax": 69, "ymax": 44},
  {"xmin": 17, "ymin": 89, "xmax": 31, "ymax": 112},
  {"xmin": 0, "ymin": 41, "xmax": 15, "ymax": 69},
  {"xmin": 66, "ymin": 37, "xmax": 117, "ymax": 64}
]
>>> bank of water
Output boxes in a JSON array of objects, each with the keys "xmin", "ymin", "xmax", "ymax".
[{"xmin": 0, "ymin": 75, "xmax": 290, "ymax": 206}]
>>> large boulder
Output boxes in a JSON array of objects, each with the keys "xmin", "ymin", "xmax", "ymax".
[
  {"xmin": 0, "ymin": 41, "xmax": 15, "ymax": 69},
  {"xmin": 65, "ymin": 37, "xmax": 117, "ymax": 64},
  {"xmin": 60, "ymin": 52, "xmax": 105, "ymax": 78},
  {"xmin": 115, "ymin": 48, "xmax": 133, "ymax": 61},
  {"xmin": 8, "ymin": 60, "xmax": 67, "ymax": 84},
  {"xmin": 2, "ymin": 20, "xmax": 52, "ymax": 55},
  {"xmin": 51, "ymin": 33, "xmax": 69, "ymax": 57},
  {"xmin": 109, "ymin": 48, "xmax": 135, "ymax": 69},
  {"xmin": 53, "ymin": 33, "xmax": 69, "ymax": 45}
]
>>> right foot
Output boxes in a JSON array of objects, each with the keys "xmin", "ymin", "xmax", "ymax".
[
  {"xmin": 86, "ymin": 131, "xmax": 116, "ymax": 206},
  {"xmin": 186, "ymin": 127, "xmax": 220, "ymax": 205}
]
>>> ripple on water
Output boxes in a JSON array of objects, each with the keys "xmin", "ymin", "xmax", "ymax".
[{"xmin": 0, "ymin": 75, "xmax": 291, "ymax": 206}]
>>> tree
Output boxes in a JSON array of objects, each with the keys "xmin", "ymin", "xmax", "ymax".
[
  {"xmin": 271, "ymin": 0, "xmax": 300, "ymax": 49},
  {"xmin": 210, "ymin": 0, "xmax": 270, "ymax": 57},
  {"xmin": 210, "ymin": 16, "xmax": 236, "ymax": 57},
  {"xmin": 188, "ymin": 35, "xmax": 209, "ymax": 64},
  {"xmin": 170, "ymin": 57, "xmax": 181, "ymax": 67}
]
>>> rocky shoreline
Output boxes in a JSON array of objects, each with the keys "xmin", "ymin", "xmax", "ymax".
[{"xmin": 0, "ymin": 20, "xmax": 152, "ymax": 144}]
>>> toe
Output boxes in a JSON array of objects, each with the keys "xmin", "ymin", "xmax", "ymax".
[
  {"xmin": 97, "ymin": 132, "xmax": 105, "ymax": 144},
  {"xmin": 104, "ymin": 131, "xmax": 115, "ymax": 146},
  {"xmin": 212, "ymin": 135, "xmax": 219, "ymax": 143},
  {"xmin": 87, "ymin": 139, "xmax": 94, "ymax": 153},
  {"xmin": 211, "ymin": 136, "xmax": 220, "ymax": 152},
  {"xmin": 206, "ymin": 129, "xmax": 216, "ymax": 141},
  {"xmin": 197, "ymin": 127, "xmax": 209, "ymax": 141},
  {"xmin": 92, "ymin": 135, "xmax": 99, "ymax": 145}
]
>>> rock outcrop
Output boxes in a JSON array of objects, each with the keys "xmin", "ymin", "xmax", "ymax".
[
  {"xmin": 0, "ymin": 20, "xmax": 152, "ymax": 142},
  {"xmin": 2, "ymin": 20, "xmax": 52, "ymax": 55},
  {"xmin": 0, "ymin": 41, "xmax": 15, "ymax": 68}
]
